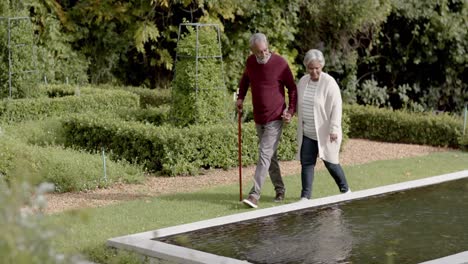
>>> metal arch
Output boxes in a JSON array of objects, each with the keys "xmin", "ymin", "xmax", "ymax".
[
  {"xmin": 0, "ymin": 16, "xmax": 37, "ymax": 98},
  {"xmin": 173, "ymin": 23, "xmax": 229, "ymax": 124}
]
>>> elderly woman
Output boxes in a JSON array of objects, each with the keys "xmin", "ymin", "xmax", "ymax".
[{"xmin": 296, "ymin": 49, "xmax": 350, "ymax": 200}]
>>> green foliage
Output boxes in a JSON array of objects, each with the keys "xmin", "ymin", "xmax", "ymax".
[
  {"xmin": 366, "ymin": 0, "xmax": 467, "ymax": 111},
  {"xmin": 170, "ymin": 24, "xmax": 229, "ymax": 126},
  {"xmin": 296, "ymin": 0, "xmax": 392, "ymax": 88},
  {"xmin": 0, "ymin": 89, "xmax": 139, "ymax": 123},
  {"xmin": 4, "ymin": 118, "xmax": 66, "ymax": 147},
  {"xmin": 61, "ymin": 111, "xmax": 350, "ymax": 176},
  {"xmin": 0, "ymin": 179, "xmax": 68, "ymax": 264},
  {"xmin": 0, "ymin": 7, "xmax": 38, "ymax": 99},
  {"xmin": 17, "ymin": 0, "xmax": 465, "ymax": 113},
  {"xmin": 33, "ymin": 13, "xmax": 89, "ymax": 86},
  {"xmin": 344, "ymin": 104, "xmax": 462, "ymax": 147},
  {"xmin": 342, "ymin": 75, "xmax": 358, "ymax": 105},
  {"xmin": 357, "ymin": 79, "xmax": 389, "ymax": 107},
  {"xmin": 221, "ymin": 0, "xmax": 301, "ymax": 92},
  {"xmin": 92, "ymin": 84, "xmax": 172, "ymax": 108},
  {"xmin": 459, "ymin": 133, "xmax": 468, "ymax": 151},
  {"xmin": 0, "ymin": 133, "xmax": 144, "ymax": 193},
  {"xmin": 117, "ymin": 105, "xmax": 169, "ymax": 126},
  {"xmin": 61, "ymin": 113, "xmax": 303, "ymax": 176}
]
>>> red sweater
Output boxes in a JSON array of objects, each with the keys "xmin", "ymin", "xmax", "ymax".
[{"xmin": 238, "ymin": 53, "xmax": 297, "ymax": 125}]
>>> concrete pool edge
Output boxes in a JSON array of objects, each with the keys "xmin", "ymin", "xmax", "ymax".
[{"xmin": 107, "ymin": 170, "xmax": 468, "ymax": 264}]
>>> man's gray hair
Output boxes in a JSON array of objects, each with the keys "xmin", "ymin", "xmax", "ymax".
[
  {"xmin": 303, "ymin": 49, "xmax": 325, "ymax": 67},
  {"xmin": 249, "ymin": 33, "xmax": 268, "ymax": 47}
]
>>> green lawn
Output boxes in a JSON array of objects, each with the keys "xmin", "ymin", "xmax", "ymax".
[{"xmin": 46, "ymin": 151, "xmax": 468, "ymax": 263}]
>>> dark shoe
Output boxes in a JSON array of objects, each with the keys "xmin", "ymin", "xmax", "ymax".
[
  {"xmin": 274, "ymin": 192, "xmax": 285, "ymax": 202},
  {"xmin": 242, "ymin": 195, "xmax": 258, "ymax": 208}
]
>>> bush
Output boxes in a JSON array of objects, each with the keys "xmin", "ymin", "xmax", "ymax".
[
  {"xmin": 62, "ymin": 113, "xmax": 304, "ymax": 175},
  {"xmin": 459, "ymin": 133, "xmax": 468, "ymax": 151},
  {"xmin": 344, "ymin": 104, "xmax": 462, "ymax": 147},
  {"xmin": 0, "ymin": 179, "xmax": 80, "ymax": 263},
  {"xmin": 61, "ymin": 112, "xmax": 350, "ymax": 176},
  {"xmin": 92, "ymin": 84, "xmax": 171, "ymax": 108},
  {"xmin": 0, "ymin": 89, "xmax": 139, "ymax": 123},
  {"xmin": 0, "ymin": 12, "xmax": 38, "ymax": 99},
  {"xmin": 0, "ymin": 134, "xmax": 144, "ymax": 193},
  {"xmin": 3, "ymin": 118, "xmax": 66, "ymax": 146},
  {"xmin": 170, "ymin": 24, "xmax": 230, "ymax": 126},
  {"xmin": 116, "ymin": 105, "xmax": 169, "ymax": 126}
]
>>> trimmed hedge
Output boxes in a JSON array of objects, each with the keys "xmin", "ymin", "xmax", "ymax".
[
  {"xmin": 116, "ymin": 105, "xmax": 169, "ymax": 125},
  {"xmin": 61, "ymin": 114, "xmax": 303, "ymax": 176},
  {"xmin": 460, "ymin": 133, "xmax": 468, "ymax": 151},
  {"xmin": 38, "ymin": 84, "xmax": 171, "ymax": 108},
  {"xmin": 3, "ymin": 118, "xmax": 66, "ymax": 147},
  {"xmin": 344, "ymin": 104, "xmax": 463, "ymax": 147},
  {"xmin": 0, "ymin": 89, "xmax": 139, "ymax": 123},
  {"xmin": 0, "ymin": 135, "xmax": 144, "ymax": 193},
  {"xmin": 92, "ymin": 84, "xmax": 171, "ymax": 108},
  {"xmin": 170, "ymin": 25, "xmax": 230, "ymax": 127}
]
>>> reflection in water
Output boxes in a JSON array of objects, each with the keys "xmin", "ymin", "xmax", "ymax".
[
  {"xmin": 158, "ymin": 177, "xmax": 468, "ymax": 264},
  {"xmin": 242, "ymin": 206, "xmax": 353, "ymax": 264}
]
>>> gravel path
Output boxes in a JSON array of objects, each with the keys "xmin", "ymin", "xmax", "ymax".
[{"xmin": 44, "ymin": 139, "xmax": 449, "ymax": 214}]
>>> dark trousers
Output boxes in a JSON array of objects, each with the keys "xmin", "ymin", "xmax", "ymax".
[{"xmin": 300, "ymin": 136, "xmax": 349, "ymax": 199}]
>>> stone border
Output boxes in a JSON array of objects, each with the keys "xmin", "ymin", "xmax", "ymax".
[
  {"xmin": 107, "ymin": 170, "xmax": 468, "ymax": 264},
  {"xmin": 419, "ymin": 251, "xmax": 468, "ymax": 264}
]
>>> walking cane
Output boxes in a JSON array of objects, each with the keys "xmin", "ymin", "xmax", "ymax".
[{"xmin": 237, "ymin": 108, "xmax": 243, "ymax": 201}]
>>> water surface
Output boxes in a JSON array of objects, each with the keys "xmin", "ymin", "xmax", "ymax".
[{"xmin": 158, "ymin": 178, "xmax": 468, "ymax": 263}]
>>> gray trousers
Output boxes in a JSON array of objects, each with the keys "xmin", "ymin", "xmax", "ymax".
[{"xmin": 249, "ymin": 120, "xmax": 285, "ymax": 200}]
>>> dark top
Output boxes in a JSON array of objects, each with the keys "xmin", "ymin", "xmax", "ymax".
[{"xmin": 238, "ymin": 53, "xmax": 297, "ymax": 125}]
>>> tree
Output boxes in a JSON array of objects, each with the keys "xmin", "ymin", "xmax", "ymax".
[
  {"xmin": 295, "ymin": 0, "xmax": 392, "ymax": 95},
  {"xmin": 365, "ymin": 0, "xmax": 467, "ymax": 111}
]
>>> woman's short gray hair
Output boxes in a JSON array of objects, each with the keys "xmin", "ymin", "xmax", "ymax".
[
  {"xmin": 303, "ymin": 49, "xmax": 325, "ymax": 67},
  {"xmin": 249, "ymin": 33, "xmax": 268, "ymax": 47}
]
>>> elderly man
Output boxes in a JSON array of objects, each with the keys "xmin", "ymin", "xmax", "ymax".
[{"xmin": 236, "ymin": 33, "xmax": 297, "ymax": 208}]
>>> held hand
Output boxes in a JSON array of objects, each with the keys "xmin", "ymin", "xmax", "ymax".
[
  {"xmin": 330, "ymin": 133, "xmax": 338, "ymax": 142},
  {"xmin": 282, "ymin": 109, "xmax": 292, "ymax": 124},
  {"xmin": 236, "ymin": 99, "xmax": 243, "ymax": 112}
]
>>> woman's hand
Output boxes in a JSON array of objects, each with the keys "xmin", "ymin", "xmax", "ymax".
[{"xmin": 330, "ymin": 133, "xmax": 338, "ymax": 142}]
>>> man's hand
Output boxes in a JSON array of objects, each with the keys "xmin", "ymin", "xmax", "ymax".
[
  {"xmin": 282, "ymin": 109, "xmax": 292, "ymax": 123},
  {"xmin": 236, "ymin": 99, "xmax": 243, "ymax": 112},
  {"xmin": 330, "ymin": 133, "xmax": 338, "ymax": 142}
]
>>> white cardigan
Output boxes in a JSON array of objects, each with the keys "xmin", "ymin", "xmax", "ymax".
[{"xmin": 296, "ymin": 72, "xmax": 343, "ymax": 164}]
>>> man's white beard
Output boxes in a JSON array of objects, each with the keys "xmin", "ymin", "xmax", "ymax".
[{"xmin": 256, "ymin": 53, "xmax": 271, "ymax": 64}]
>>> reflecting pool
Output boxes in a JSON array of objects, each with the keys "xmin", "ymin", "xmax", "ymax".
[{"xmin": 158, "ymin": 177, "xmax": 468, "ymax": 263}]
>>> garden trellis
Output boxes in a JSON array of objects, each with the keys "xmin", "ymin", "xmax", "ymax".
[
  {"xmin": 0, "ymin": 16, "xmax": 37, "ymax": 98},
  {"xmin": 170, "ymin": 23, "xmax": 230, "ymax": 126}
]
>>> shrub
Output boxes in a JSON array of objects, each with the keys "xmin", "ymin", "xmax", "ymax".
[
  {"xmin": 459, "ymin": 133, "xmax": 468, "ymax": 151},
  {"xmin": 116, "ymin": 105, "xmax": 169, "ymax": 126},
  {"xmin": 0, "ymin": 11, "xmax": 38, "ymax": 99},
  {"xmin": 344, "ymin": 104, "xmax": 462, "ymax": 147},
  {"xmin": 0, "ymin": 89, "xmax": 139, "ymax": 123},
  {"xmin": 92, "ymin": 84, "xmax": 171, "ymax": 108},
  {"xmin": 357, "ymin": 79, "xmax": 389, "ymax": 107},
  {"xmin": 3, "ymin": 118, "xmax": 66, "ymax": 146},
  {"xmin": 61, "ymin": 113, "xmax": 350, "ymax": 176},
  {"xmin": 0, "ymin": 134, "xmax": 144, "ymax": 193},
  {"xmin": 0, "ymin": 179, "xmax": 80, "ymax": 263},
  {"xmin": 170, "ymin": 24, "xmax": 230, "ymax": 126}
]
